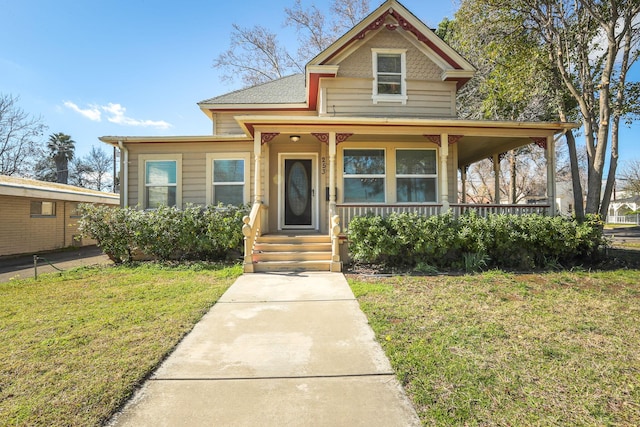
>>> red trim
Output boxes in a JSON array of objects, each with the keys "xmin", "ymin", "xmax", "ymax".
[
  {"xmin": 449, "ymin": 77, "xmax": 471, "ymax": 90},
  {"xmin": 322, "ymin": 8, "xmax": 463, "ymax": 70},
  {"xmin": 308, "ymin": 73, "xmax": 336, "ymax": 110}
]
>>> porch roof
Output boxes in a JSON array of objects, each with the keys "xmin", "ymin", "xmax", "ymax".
[{"xmin": 235, "ymin": 115, "xmax": 579, "ymax": 167}]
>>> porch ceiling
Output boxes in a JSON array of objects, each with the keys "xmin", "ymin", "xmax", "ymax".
[{"xmin": 456, "ymin": 135, "xmax": 543, "ymax": 168}]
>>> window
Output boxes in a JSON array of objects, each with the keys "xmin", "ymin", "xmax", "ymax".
[
  {"xmin": 206, "ymin": 153, "xmax": 250, "ymax": 206},
  {"xmin": 30, "ymin": 201, "xmax": 56, "ymax": 217},
  {"xmin": 396, "ymin": 149, "xmax": 437, "ymax": 203},
  {"xmin": 138, "ymin": 154, "xmax": 182, "ymax": 209},
  {"xmin": 343, "ymin": 149, "xmax": 385, "ymax": 203},
  {"xmin": 372, "ymin": 49, "xmax": 407, "ymax": 104}
]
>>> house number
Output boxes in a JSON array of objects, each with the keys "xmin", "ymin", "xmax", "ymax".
[{"xmin": 321, "ymin": 157, "xmax": 327, "ymax": 175}]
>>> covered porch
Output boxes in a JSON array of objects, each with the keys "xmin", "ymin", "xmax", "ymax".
[{"xmin": 239, "ymin": 116, "xmax": 576, "ymax": 272}]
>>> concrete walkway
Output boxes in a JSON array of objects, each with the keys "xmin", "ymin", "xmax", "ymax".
[{"xmin": 108, "ymin": 272, "xmax": 420, "ymax": 426}]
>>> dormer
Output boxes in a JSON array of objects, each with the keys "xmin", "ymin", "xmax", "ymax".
[{"xmin": 307, "ymin": 0, "xmax": 475, "ymax": 118}]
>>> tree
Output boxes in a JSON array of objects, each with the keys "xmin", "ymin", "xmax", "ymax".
[
  {"xmin": 78, "ymin": 146, "xmax": 112, "ymax": 191},
  {"xmin": 449, "ymin": 0, "xmax": 640, "ymax": 218},
  {"xmin": 620, "ymin": 159, "xmax": 640, "ymax": 195},
  {"xmin": 0, "ymin": 93, "xmax": 47, "ymax": 176},
  {"xmin": 33, "ymin": 156, "xmax": 57, "ymax": 182},
  {"xmin": 47, "ymin": 132, "xmax": 75, "ymax": 184},
  {"xmin": 213, "ymin": 0, "xmax": 370, "ymax": 87}
]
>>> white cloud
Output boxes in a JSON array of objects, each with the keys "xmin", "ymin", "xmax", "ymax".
[
  {"xmin": 102, "ymin": 103, "xmax": 172, "ymax": 130},
  {"xmin": 64, "ymin": 101, "xmax": 172, "ymax": 130},
  {"xmin": 63, "ymin": 101, "xmax": 101, "ymax": 121}
]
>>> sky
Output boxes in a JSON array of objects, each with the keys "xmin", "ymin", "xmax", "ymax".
[{"xmin": 1, "ymin": 0, "xmax": 638, "ymax": 168}]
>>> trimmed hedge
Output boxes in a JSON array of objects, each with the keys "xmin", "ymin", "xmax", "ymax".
[
  {"xmin": 348, "ymin": 212, "xmax": 606, "ymax": 271},
  {"xmin": 78, "ymin": 204, "xmax": 248, "ymax": 263}
]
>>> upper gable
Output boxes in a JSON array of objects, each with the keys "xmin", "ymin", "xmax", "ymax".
[
  {"xmin": 336, "ymin": 29, "xmax": 442, "ymax": 81},
  {"xmin": 309, "ymin": 0, "xmax": 475, "ymax": 86}
]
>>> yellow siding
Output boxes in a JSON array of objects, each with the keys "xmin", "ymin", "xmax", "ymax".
[
  {"xmin": 337, "ymin": 29, "xmax": 442, "ymax": 80},
  {"xmin": 214, "ymin": 111, "xmax": 317, "ymax": 136},
  {"xmin": 0, "ymin": 196, "xmax": 97, "ymax": 257},
  {"xmin": 125, "ymin": 141, "xmax": 254, "ymax": 207},
  {"xmin": 322, "ymin": 78, "xmax": 455, "ymax": 118}
]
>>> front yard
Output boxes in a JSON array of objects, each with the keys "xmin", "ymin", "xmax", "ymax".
[
  {"xmin": 0, "ymin": 263, "xmax": 241, "ymax": 426},
  {"xmin": 1, "ymin": 261, "xmax": 638, "ymax": 425},
  {"xmin": 349, "ymin": 269, "xmax": 640, "ymax": 425}
]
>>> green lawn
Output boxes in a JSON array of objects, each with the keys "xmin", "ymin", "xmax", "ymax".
[
  {"xmin": 349, "ymin": 269, "xmax": 640, "ymax": 426},
  {"xmin": 0, "ymin": 263, "xmax": 242, "ymax": 426}
]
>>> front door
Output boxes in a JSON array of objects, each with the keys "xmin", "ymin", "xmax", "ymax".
[{"xmin": 284, "ymin": 158, "xmax": 313, "ymax": 228}]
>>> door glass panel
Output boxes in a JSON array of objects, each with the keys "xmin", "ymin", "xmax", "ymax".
[{"xmin": 287, "ymin": 162, "xmax": 309, "ymax": 216}]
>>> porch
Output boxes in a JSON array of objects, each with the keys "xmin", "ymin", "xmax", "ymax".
[{"xmin": 238, "ymin": 117, "xmax": 576, "ymax": 273}]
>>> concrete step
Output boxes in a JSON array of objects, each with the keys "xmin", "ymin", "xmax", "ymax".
[
  {"xmin": 253, "ymin": 260, "xmax": 332, "ymax": 272},
  {"xmin": 253, "ymin": 251, "xmax": 332, "ymax": 262},
  {"xmin": 258, "ymin": 234, "xmax": 331, "ymax": 244},
  {"xmin": 254, "ymin": 243, "xmax": 332, "ymax": 252},
  {"xmin": 251, "ymin": 234, "xmax": 335, "ymax": 272}
]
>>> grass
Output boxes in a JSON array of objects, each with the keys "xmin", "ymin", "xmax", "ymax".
[
  {"xmin": 0, "ymin": 262, "xmax": 242, "ymax": 426},
  {"xmin": 348, "ymin": 269, "xmax": 640, "ymax": 426}
]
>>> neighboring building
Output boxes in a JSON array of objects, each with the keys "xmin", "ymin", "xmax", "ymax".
[
  {"xmin": 0, "ymin": 175, "xmax": 119, "ymax": 257},
  {"xmin": 608, "ymin": 195, "xmax": 640, "ymax": 224},
  {"xmin": 100, "ymin": 0, "xmax": 577, "ymax": 272}
]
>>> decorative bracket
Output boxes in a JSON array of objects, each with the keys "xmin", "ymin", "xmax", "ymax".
[
  {"xmin": 261, "ymin": 133, "xmax": 279, "ymax": 145},
  {"xmin": 424, "ymin": 134, "xmax": 441, "ymax": 146},
  {"xmin": 312, "ymin": 132, "xmax": 353, "ymax": 145},
  {"xmin": 423, "ymin": 134, "xmax": 463, "ymax": 146},
  {"xmin": 531, "ymin": 137, "xmax": 548, "ymax": 150},
  {"xmin": 488, "ymin": 152, "xmax": 508, "ymax": 164},
  {"xmin": 336, "ymin": 133, "xmax": 354, "ymax": 144},
  {"xmin": 311, "ymin": 133, "xmax": 329, "ymax": 144}
]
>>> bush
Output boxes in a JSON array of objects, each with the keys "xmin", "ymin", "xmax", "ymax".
[
  {"xmin": 78, "ymin": 204, "xmax": 248, "ymax": 263},
  {"xmin": 347, "ymin": 212, "xmax": 606, "ymax": 271}
]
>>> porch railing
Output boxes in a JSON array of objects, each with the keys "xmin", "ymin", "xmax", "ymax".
[
  {"xmin": 336, "ymin": 203, "xmax": 551, "ymax": 232},
  {"xmin": 451, "ymin": 204, "xmax": 550, "ymax": 217},
  {"xmin": 336, "ymin": 204, "xmax": 442, "ymax": 232},
  {"xmin": 241, "ymin": 202, "xmax": 266, "ymax": 273},
  {"xmin": 607, "ymin": 214, "xmax": 640, "ymax": 225}
]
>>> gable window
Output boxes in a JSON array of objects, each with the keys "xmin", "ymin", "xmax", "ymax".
[
  {"xmin": 343, "ymin": 149, "xmax": 385, "ymax": 203},
  {"xmin": 206, "ymin": 153, "xmax": 250, "ymax": 206},
  {"xmin": 30, "ymin": 201, "xmax": 56, "ymax": 217},
  {"xmin": 396, "ymin": 149, "xmax": 437, "ymax": 203},
  {"xmin": 139, "ymin": 154, "xmax": 182, "ymax": 209},
  {"xmin": 372, "ymin": 49, "xmax": 407, "ymax": 104}
]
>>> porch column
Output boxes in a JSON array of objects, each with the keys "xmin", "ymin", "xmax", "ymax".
[
  {"xmin": 493, "ymin": 153, "xmax": 501, "ymax": 204},
  {"xmin": 254, "ymin": 132, "xmax": 263, "ymax": 203},
  {"xmin": 461, "ymin": 166, "xmax": 467, "ymax": 204},
  {"xmin": 328, "ymin": 132, "xmax": 337, "ymax": 218},
  {"xmin": 546, "ymin": 135, "xmax": 557, "ymax": 215},
  {"xmin": 440, "ymin": 133, "xmax": 449, "ymax": 213}
]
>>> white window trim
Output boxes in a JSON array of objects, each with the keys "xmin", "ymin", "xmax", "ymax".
[
  {"xmin": 205, "ymin": 152, "xmax": 251, "ymax": 206},
  {"xmin": 138, "ymin": 154, "xmax": 182, "ymax": 209},
  {"xmin": 372, "ymin": 48, "xmax": 407, "ymax": 105},
  {"xmin": 342, "ymin": 148, "xmax": 387, "ymax": 204},
  {"xmin": 395, "ymin": 148, "xmax": 438, "ymax": 204}
]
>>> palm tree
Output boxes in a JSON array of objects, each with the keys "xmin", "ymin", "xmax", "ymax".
[{"xmin": 47, "ymin": 132, "xmax": 75, "ymax": 184}]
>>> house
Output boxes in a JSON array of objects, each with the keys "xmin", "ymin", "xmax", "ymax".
[
  {"xmin": 608, "ymin": 195, "xmax": 640, "ymax": 224},
  {"xmin": 0, "ymin": 175, "xmax": 119, "ymax": 257},
  {"xmin": 99, "ymin": 0, "xmax": 577, "ymax": 272}
]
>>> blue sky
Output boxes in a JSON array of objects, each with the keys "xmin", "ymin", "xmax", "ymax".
[{"xmin": 1, "ymin": 0, "xmax": 638, "ymax": 166}]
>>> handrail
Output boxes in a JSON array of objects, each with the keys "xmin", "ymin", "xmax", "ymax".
[
  {"xmin": 241, "ymin": 202, "xmax": 265, "ymax": 273},
  {"xmin": 330, "ymin": 215, "xmax": 341, "ymax": 272}
]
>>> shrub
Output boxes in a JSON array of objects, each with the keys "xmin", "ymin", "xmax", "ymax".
[
  {"xmin": 347, "ymin": 212, "xmax": 606, "ymax": 271},
  {"xmin": 78, "ymin": 204, "xmax": 248, "ymax": 263}
]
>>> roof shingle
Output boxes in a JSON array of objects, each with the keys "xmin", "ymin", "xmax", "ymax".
[{"xmin": 199, "ymin": 74, "xmax": 306, "ymax": 105}]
